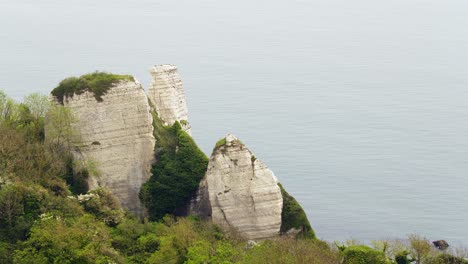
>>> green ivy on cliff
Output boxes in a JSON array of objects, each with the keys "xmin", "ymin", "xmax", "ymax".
[
  {"xmin": 140, "ymin": 117, "xmax": 209, "ymax": 221},
  {"xmin": 51, "ymin": 72, "xmax": 134, "ymax": 104},
  {"xmin": 278, "ymin": 183, "xmax": 316, "ymax": 239}
]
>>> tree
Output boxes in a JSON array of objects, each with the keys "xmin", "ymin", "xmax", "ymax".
[
  {"xmin": 14, "ymin": 214, "xmax": 123, "ymax": 264},
  {"xmin": 22, "ymin": 93, "xmax": 51, "ymax": 121},
  {"xmin": 0, "ymin": 184, "xmax": 44, "ymax": 243},
  {"xmin": 0, "ymin": 91, "xmax": 18, "ymax": 124},
  {"xmin": 408, "ymin": 234, "xmax": 433, "ymax": 264},
  {"xmin": 44, "ymin": 105, "xmax": 78, "ymax": 148}
]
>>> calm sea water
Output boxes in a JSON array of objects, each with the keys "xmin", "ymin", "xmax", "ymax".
[{"xmin": 1, "ymin": 0, "xmax": 468, "ymax": 245}]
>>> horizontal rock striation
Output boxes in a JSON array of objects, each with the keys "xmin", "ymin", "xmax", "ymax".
[
  {"xmin": 60, "ymin": 81, "xmax": 155, "ymax": 217},
  {"xmin": 148, "ymin": 65, "xmax": 191, "ymax": 134},
  {"xmin": 193, "ymin": 134, "xmax": 283, "ymax": 240}
]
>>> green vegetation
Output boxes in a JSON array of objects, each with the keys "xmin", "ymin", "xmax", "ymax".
[
  {"xmin": 341, "ymin": 245, "xmax": 389, "ymax": 264},
  {"xmin": 51, "ymin": 72, "xmax": 135, "ymax": 104},
  {"xmin": 278, "ymin": 183, "xmax": 316, "ymax": 239},
  {"xmin": 429, "ymin": 254, "xmax": 468, "ymax": 264},
  {"xmin": 79, "ymin": 188, "xmax": 125, "ymax": 227},
  {"xmin": 251, "ymin": 155, "xmax": 257, "ymax": 162},
  {"xmin": 214, "ymin": 137, "xmax": 226, "ymax": 149},
  {"xmin": 395, "ymin": 251, "xmax": 412, "ymax": 264},
  {"xmin": 140, "ymin": 114, "xmax": 209, "ymax": 221},
  {"xmin": 213, "ymin": 136, "xmax": 245, "ymax": 151},
  {"xmin": 14, "ymin": 214, "xmax": 120, "ymax": 264},
  {"xmin": 1, "ymin": 89, "xmax": 468, "ymax": 263},
  {"xmin": 243, "ymin": 239, "xmax": 340, "ymax": 264}
]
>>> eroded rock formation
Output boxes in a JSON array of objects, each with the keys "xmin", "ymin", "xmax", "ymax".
[
  {"xmin": 60, "ymin": 80, "xmax": 155, "ymax": 217},
  {"xmin": 48, "ymin": 66, "xmax": 313, "ymax": 240},
  {"xmin": 191, "ymin": 134, "xmax": 283, "ymax": 240},
  {"xmin": 148, "ymin": 65, "xmax": 191, "ymax": 134}
]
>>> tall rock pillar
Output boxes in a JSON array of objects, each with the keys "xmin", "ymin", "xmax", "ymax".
[
  {"xmin": 59, "ymin": 81, "xmax": 155, "ymax": 217},
  {"xmin": 148, "ymin": 65, "xmax": 191, "ymax": 134}
]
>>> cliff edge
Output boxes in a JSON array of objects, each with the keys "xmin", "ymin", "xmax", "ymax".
[{"xmin": 49, "ymin": 75, "xmax": 155, "ymax": 217}]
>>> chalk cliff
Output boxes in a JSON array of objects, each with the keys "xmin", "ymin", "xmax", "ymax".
[
  {"xmin": 47, "ymin": 66, "xmax": 313, "ymax": 240},
  {"xmin": 192, "ymin": 134, "xmax": 283, "ymax": 240},
  {"xmin": 148, "ymin": 65, "xmax": 191, "ymax": 134},
  {"xmin": 59, "ymin": 80, "xmax": 155, "ymax": 217}
]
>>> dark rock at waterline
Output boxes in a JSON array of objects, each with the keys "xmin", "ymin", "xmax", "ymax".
[{"xmin": 433, "ymin": 240, "xmax": 449, "ymax": 250}]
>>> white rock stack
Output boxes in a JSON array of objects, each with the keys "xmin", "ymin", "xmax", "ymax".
[
  {"xmin": 148, "ymin": 65, "xmax": 191, "ymax": 134},
  {"xmin": 62, "ymin": 81, "xmax": 155, "ymax": 217},
  {"xmin": 199, "ymin": 134, "xmax": 283, "ymax": 240}
]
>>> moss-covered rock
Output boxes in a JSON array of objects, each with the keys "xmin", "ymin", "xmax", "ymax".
[
  {"xmin": 278, "ymin": 183, "xmax": 315, "ymax": 239},
  {"xmin": 214, "ymin": 137, "xmax": 227, "ymax": 149},
  {"xmin": 51, "ymin": 72, "xmax": 135, "ymax": 104}
]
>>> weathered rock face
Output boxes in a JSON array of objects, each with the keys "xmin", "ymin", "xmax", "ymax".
[
  {"xmin": 192, "ymin": 134, "xmax": 283, "ymax": 240},
  {"xmin": 61, "ymin": 81, "xmax": 155, "ymax": 217},
  {"xmin": 148, "ymin": 65, "xmax": 191, "ymax": 134}
]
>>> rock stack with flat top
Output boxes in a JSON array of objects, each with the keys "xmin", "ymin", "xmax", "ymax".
[
  {"xmin": 148, "ymin": 64, "xmax": 191, "ymax": 134},
  {"xmin": 54, "ymin": 80, "xmax": 155, "ymax": 217}
]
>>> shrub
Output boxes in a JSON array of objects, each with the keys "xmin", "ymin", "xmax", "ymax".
[
  {"xmin": 408, "ymin": 234, "xmax": 433, "ymax": 264},
  {"xmin": 13, "ymin": 214, "xmax": 123, "ymax": 264},
  {"xmin": 426, "ymin": 253, "xmax": 468, "ymax": 264},
  {"xmin": 0, "ymin": 182, "xmax": 83, "ymax": 244},
  {"xmin": 79, "ymin": 188, "xmax": 124, "ymax": 227},
  {"xmin": 147, "ymin": 217, "xmax": 201, "ymax": 264},
  {"xmin": 243, "ymin": 238, "xmax": 340, "ymax": 264},
  {"xmin": 51, "ymin": 72, "xmax": 134, "ymax": 104},
  {"xmin": 395, "ymin": 251, "xmax": 412, "ymax": 264},
  {"xmin": 111, "ymin": 218, "xmax": 163, "ymax": 263},
  {"xmin": 0, "ymin": 241, "xmax": 14, "ymax": 264},
  {"xmin": 0, "ymin": 184, "xmax": 45, "ymax": 242},
  {"xmin": 186, "ymin": 240, "xmax": 243, "ymax": 264},
  {"xmin": 342, "ymin": 245, "xmax": 388, "ymax": 264}
]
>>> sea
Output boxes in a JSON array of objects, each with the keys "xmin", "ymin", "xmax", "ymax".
[{"xmin": 1, "ymin": 0, "xmax": 467, "ymax": 246}]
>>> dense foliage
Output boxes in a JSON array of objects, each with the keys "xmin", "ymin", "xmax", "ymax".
[
  {"xmin": 14, "ymin": 214, "xmax": 119, "ymax": 264},
  {"xmin": 140, "ymin": 117, "xmax": 209, "ymax": 221},
  {"xmin": 341, "ymin": 245, "xmax": 389, "ymax": 264},
  {"xmin": 51, "ymin": 72, "xmax": 135, "ymax": 104},
  {"xmin": 278, "ymin": 183, "xmax": 316, "ymax": 239}
]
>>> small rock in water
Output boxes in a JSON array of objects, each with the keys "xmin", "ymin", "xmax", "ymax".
[{"xmin": 432, "ymin": 240, "xmax": 449, "ymax": 250}]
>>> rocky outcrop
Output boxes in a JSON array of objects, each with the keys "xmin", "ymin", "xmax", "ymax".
[
  {"xmin": 191, "ymin": 134, "xmax": 283, "ymax": 240},
  {"xmin": 433, "ymin": 240, "xmax": 449, "ymax": 250},
  {"xmin": 148, "ymin": 65, "xmax": 191, "ymax": 134},
  {"xmin": 47, "ymin": 66, "xmax": 313, "ymax": 241},
  {"xmin": 59, "ymin": 80, "xmax": 155, "ymax": 217}
]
